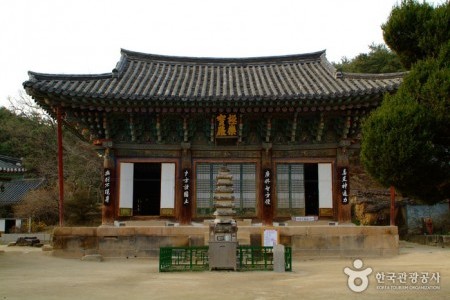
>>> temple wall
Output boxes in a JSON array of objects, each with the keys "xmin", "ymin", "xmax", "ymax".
[{"xmin": 51, "ymin": 225, "xmax": 398, "ymax": 258}]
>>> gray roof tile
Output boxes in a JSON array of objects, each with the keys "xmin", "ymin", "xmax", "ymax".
[
  {"xmin": 24, "ymin": 49, "xmax": 405, "ymax": 107},
  {"xmin": 0, "ymin": 178, "xmax": 44, "ymax": 206},
  {"xmin": 0, "ymin": 156, "xmax": 25, "ymax": 173}
]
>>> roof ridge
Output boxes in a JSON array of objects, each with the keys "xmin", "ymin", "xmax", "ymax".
[
  {"xmin": 340, "ymin": 71, "xmax": 408, "ymax": 79},
  {"xmin": 27, "ymin": 71, "xmax": 114, "ymax": 81},
  {"xmin": 120, "ymin": 48, "xmax": 327, "ymax": 65}
]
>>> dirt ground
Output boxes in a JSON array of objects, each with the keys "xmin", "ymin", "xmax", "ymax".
[{"xmin": 0, "ymin": 241, "xmax": 449, "ymax": 300}]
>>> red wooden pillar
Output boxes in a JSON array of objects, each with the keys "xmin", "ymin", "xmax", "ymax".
[
  {"xmin": 336, "ymin": 144, "xmax": 351, "ymax": 223},
  {"xmin": 102, "ymin": 147, "xmax": 115, "ymax": 225},
  {"xmin": 56, "ymin": 107, "xmax": 64, "ymax": 227},
  {"xmin": 179, "ymin": 143, "xmax": 192, "ymax": 224},
  {"xmin": 261, "ymin": 143, "xmax": 273, "ymax": 225}
]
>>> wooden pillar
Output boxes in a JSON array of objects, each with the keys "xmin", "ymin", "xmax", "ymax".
[
  {"xmin": 56, "ymin": 107, "xmax": 64, "ymax": 227},
  {"xmin": 336, "ymin": 142, "xmax": 351, "ymax": 223},
  {"xmin": 179, "ymin": 142, "xmax": 192, "ymax": 224},
  {"xmin": 102, "ymin": 147, "xmax": 116, "ymax": 225},
  {"xmin": 261, "ymin": 142, "xmax": 273, "ymax": 225}
]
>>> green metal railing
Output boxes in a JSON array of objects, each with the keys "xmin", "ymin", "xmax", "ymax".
[
  {"xmin": 159, "ymin": 246, "xmax": 209, "ymax": 272},
  {"xmin": 159, "ymin": 245, "xmax": 292, "ymax": 272}
]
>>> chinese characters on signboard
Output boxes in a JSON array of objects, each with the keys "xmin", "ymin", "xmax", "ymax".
[
  {"xmin": 182, "ymin": 169, "xmax": 190, "ymax": 205},
  {"xmin": 263, "ymin": 169, "xmax": 272, "ymax": 206},
  {"xmin": 341, "ymin": 167, "xmax": 349, "ymax": 205},
  {"xmin": 216, "ymin": 114, "xmax": 237, "ymax": 137},
  {"xmin": 104, "ymin": 168, "xmax": 111, "ymax": 205}
]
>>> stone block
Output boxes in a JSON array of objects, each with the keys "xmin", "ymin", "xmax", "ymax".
[
  {"xmin": 79, "ymin": 236, "xmax": 98, "ymax": 250},
  {"xmin": 81, "ymin": 254, "xmax": 103, "ymax": 262},
  {"xmin": 362, "ymin": 235, "xmax": 383, "ymax": 250},
  {"xmin": 189, "ymin": 235, "xmax": 204, "ymax": 246},
  {"xmin": 125, "ymin": 220, "xmax": 166, "ymax": 226},
  {"xmin": 308, "ymin": 226, "xmax": 340, "ymax": 236},
  {"xmin": 340, "ymin": 235, "xmax": 366, "ymax": 250},
  {"xmin": 162, "ymin": 236, "xmax": 189, "ymax": 247},
  {"xmin": 98, "ymin": 236, "xmax": 135, "ymax": 252},
  {"xmin": 41, "ymin": 245, "xmax": 53, "ymax": 252},
  {"xmin": 51, "ymin": 236, "xmax": 67, "ymax": 250},
  {"xmin": 66, "ymin": 237, "xmax": 83, "ymax": 251},
  {"xmin": 53, "ymin": 227, "xmax": 73, "ymax": 236},
  {"xmin": 236, "ymin": 219, "xmax": 252, "ymax": 226},
  {"xmin": 320, "ymin": 236, "xmax": 341, "ymax": 250},
  {"xmin": 273, "ymin": 244, "xmax": 285, "ymax": 273},
  {"xmin": 237, "ymin": 231, "xmax": 250, "ymax": 245},
  {"xmin": 134, "ymin": 236, "xmax": 189, "ymax": 252},
  {"xmin": 98, "ymin": 249, "xmax": 136, "ymax": 258},
  {"xmin": 135, "ymin": 249, "xmax": 159, "ymax": 257},
  {"xmin": 442, "ymin": 236, "xmax": 450, "ymax": 248},
  {"xmin": 278, "ymin": 226, "xmax": 308, "ymax": 236},
  {"xmin": 340, "ymin": 248, "xmax": 381, "ymax": 258},
  {"xmin": 166, "ymin": 226, "xmax": 207, "ymax": 236},
  {"xmin": 71, "ymin": 227, "xmax": 97, "ymax": 236},
  {"xmin": 317, "ymin": 249, "xmax": 342, "ymax": 257},
  {"xmin": 96, "ymin": 227, "xmax": 117, "ymax": 237},
  {"xmin": 292, "ymin": 235, "xmax": 314, "ymax": 250},
  {"xmin": 134, "ymin": 227, "xmax": 163, "ymax": 236}
]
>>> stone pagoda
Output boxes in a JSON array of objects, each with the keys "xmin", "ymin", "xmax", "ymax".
[
  {"xmin": 213, "ymin": 166, "xmax": 236, "ymax": 224},
  {"xmin": 208, "ymin": 165, "xmax": 238, "ymax": 270}
]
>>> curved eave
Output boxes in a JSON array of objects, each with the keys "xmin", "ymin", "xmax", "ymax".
[
  {"xmin": 24, "ymin": 49, "xmax": 404, "ymax": 114},
  {"xmin": 25, "ymin": 87, "xmax": 389, "ymax": 112}
]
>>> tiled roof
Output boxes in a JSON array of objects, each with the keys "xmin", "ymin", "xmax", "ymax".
[
  {"xmin": 0, "ymin": 178, "xmax": 44, "ymax": 206},
  {"xmin": 0, "ymin": 155, "xmax": 25, "ymax": 173},
  {"xmin": 24, "ymin": 49, "xmax": 404, "ymax": 107}
]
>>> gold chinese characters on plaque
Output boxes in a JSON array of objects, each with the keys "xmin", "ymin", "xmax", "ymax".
[{"xmin": 216, "ymin": 114, "xmax": 238, "ymax": 138}]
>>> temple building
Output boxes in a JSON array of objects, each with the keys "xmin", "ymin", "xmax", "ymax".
[{"xmin": 24, "ymin": 49, "xmax": 403, "ymax": 225}]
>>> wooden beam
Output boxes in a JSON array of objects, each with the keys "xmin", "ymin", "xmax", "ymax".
[
  {"xmin": 265, "ymin": 117, "xmax": 271, "ymax": 143},
  {"xmin": 316, "ymin": 113, "xmax": 324, "ymax": 142},
  {"xmin": 290, "ymin": 112, "xmax": 297, "ymax": 142}
]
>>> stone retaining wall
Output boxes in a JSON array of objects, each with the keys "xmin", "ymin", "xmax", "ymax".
[
  {"xmin": 406, "ymin": 235, "xmax": 450, "ymax": 248},
  {"xmin": 51, "ymin": 225, "xmax": 398, "ymax": 258}
]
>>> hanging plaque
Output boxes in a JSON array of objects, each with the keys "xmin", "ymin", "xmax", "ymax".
[
  {"xmin": 103, "ymin": 168, "xmax": 111, "ymax": 205},
  {"xmin": 263, "ymin": 169, "xmax": 272, "ymax": 206},
  {"xmin": 182, "ymin": 169, "xmax": 190, "ymax": 205},
  {"xmin": 340, "ymin": 167, "xmax": 349, "ymax": 205},
  {"xmin": 216, "ymin": 114, "xmax": 238, "ymax": 138}
]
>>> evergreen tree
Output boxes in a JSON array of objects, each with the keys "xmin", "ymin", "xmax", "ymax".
[
  {"xmin": 361, "ymin": 1, "xmax": 449, "ymax": 204},
  {"xmin": 334, "ymin": 43, "xmax": 405, "ymax": 73}
]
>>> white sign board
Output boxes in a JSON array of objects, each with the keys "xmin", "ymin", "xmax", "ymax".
[{"xmin": 263, "ymin": 228, "xmax": 279, "ymax": 247}]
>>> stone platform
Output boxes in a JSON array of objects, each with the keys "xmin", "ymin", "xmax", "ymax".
[{"xmin": 51, "ymin": 224, "xmax": 398, "ymax": 258}]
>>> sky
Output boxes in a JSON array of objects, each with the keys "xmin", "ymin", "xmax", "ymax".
[{"xmin": 0, "ymin": 0, "xmax": 445, "ymax": 108}]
